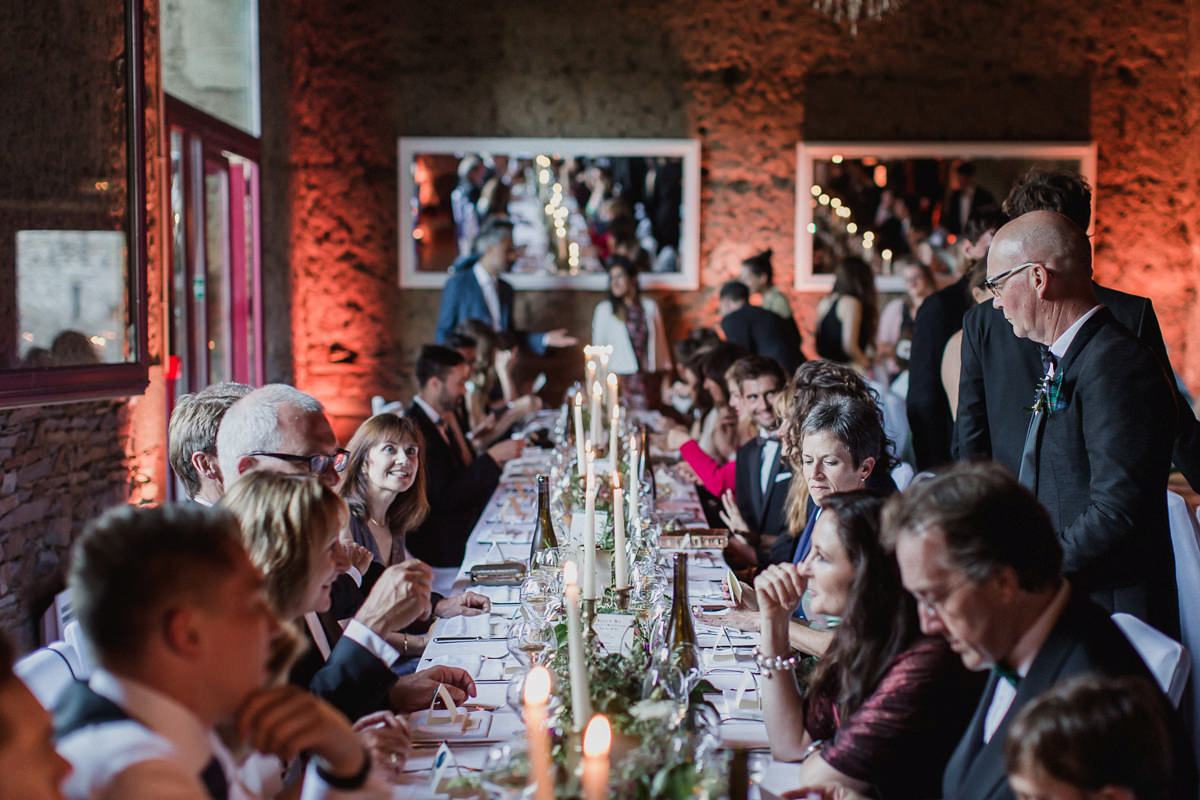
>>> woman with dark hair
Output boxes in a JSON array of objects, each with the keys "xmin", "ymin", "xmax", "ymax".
[
  {"xmin": 815, "ymin": 257, "xmax": 878, "ymax": 371},
  {"xmin": 756, "ymin": 490, "xmax": 981, "ymax": 797},
  {"xmin": 739, "ymin": 249, "xmax": 796, "ymax": 322},
  {"xmin": 591, "ymin": 254, "xmax": 671, "ymax": 409}
]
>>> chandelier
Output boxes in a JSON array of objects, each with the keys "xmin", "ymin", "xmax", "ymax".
[{"xmin": 810, "ymin": 0, "xmax": 902, "ymax": 35}]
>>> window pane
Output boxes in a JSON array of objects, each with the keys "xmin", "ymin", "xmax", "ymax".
[
  {"xmin": 161, "ymin": 0, "xmax": 260, "ymax": 135},
  {"xmin": 204, "ymin": 164, "xmax": 230, "ymax": 381}
]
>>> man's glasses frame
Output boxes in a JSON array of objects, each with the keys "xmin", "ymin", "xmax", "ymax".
[
  {"xmin": 247, "ymin": 449, "xmax": 350, "ymax": 474},
  {"xmin": 983, "ymin": 261, "xmax": 1040, "ymax": 295}
]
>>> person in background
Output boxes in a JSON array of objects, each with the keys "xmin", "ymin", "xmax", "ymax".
[
  {"xmin": 875, "ymin": 259, "xmax": 935, "ymax": 385},
  {"xmin": 591, "ymin": 254, "xmax": 672, "ymax": 409},
  {"xmin": 661, "ymin": 327, "xmax": 721, "ymax": 422},
  {"xmin": 740, "ymin": 248, "xmax": 797, "ymax": 323},
  {"xmin": 941, "ymin": 259, "xmax": 992, "ymax": 420},
  {"xmin": 814, "ymin": 258, "xmax": 877, "ymax": 373},
  {"xmin": 0, "ymin": 630, "xmax": 70, "ymax": 800},
  {"xmin": 719, "ymin": 280, "xmax": 804, "ymax": 374},
  {"xmin": 168, "ymin": 381, "xmax": 253, "ymax": 505},
  {"xmin": 756, "ymin": 491, "xmax": 981, "ymax": 797},
  {"xmin": 1005, "ymin": 675, "xmax": 1174, "ymax": 800},
  {"xmin": 448, "ymin": 325, "xmax": 541, "ymax": 449}
]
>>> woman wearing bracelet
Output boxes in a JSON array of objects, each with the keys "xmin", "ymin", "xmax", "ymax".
[{"xmin": 755, "ymin": 490, "xmax": 983, "ymax": 798}]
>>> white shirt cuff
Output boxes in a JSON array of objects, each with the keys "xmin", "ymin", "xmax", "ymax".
[
  {"xmin": 343, "ymin": 619, "xmax": 401, "ymax": 667},
  {"xmin": 345, "ymin": 566, "xmax": 363, "ymax": 587}
]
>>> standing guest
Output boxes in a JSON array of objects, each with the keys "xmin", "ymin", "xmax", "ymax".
[
  {"xmin": 1005, "ymin": 675, "xmax": 1175, "ymax": 800},
  {"xmin": 875, "ymin": 260, "xmax": 935, "ymax": 383},
  {"xmin": 907, "ymin": 209, "xmax": 1004, "ymax": 470},
  {"xmin": 719, "ymin": 281, "xmax": 804, "ymax": 374},
  {"xmin": 434, "ymin": 217, "xmax": 577, "ymax": 354},
  {"xmin": 941, "ymin": 260, "xmax": 992, "ymax": 420},
  {"xmin": 0, "ymin": 631, "xmax": 70, "ymax": 800},
  {"xmin": 881, "ymin": 463, "xmax": 1195, "ymax": 800},
  {"xmin": 755, "ymin": 491, "xmax": 981, "ymax": 797},
  {"xmin": 168, "ymin": 381, "xmax": 253, "ymax": 504},
  {"xmin": 814, "ymin": 258, "xmax": 877, "ymax": 373},
  {"xmin": 56, "ymin": 503, "xmax": 386, "ymax": 800},
  {"xmin": 406, "ymin": 345, "xmax": 523, "ymax": 575},
  {"xmin": 591, "ymin": 254, "xmax": 672, "ymax": 409},
  {"xmin": 988, "ymin": 211, "xmax": 1178, "ymax": 635},
  {"xmin": 338, "ymin": 413, "xmax": 492, "ymax": 650},
  {"xmin": 941, "ymin": 160, "xmax": 997, "ymax": 237},
  {"xmin": 953, "ymin": 168, "xmax": 1200, "ymax": 492},
  {"xmin": 739, "ymin": 249, "xmax": 797, "ymax": 323}
]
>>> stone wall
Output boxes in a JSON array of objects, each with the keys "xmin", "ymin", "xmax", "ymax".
[{"xmin": 267, "ymin": 0, "xmax": 1200, "ymax": 430}]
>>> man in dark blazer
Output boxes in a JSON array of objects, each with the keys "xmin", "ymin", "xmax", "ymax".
[
  {"xmin": 724, "ymin": 356, "xmax": 792, "ymax": 566},
  {"xmin": 885, "ymin": 463, "xmax": 1195, "ymax": 800},
  {"xmin": 406, "ymin": 344, "xmax": 523, "ymax": 568},
  {"xmin": 718, "ymin": 281, "xmax": 804, "ymax": 375},
  {"xmin": 987, "ymin": 212, "xmax": 1178, "ymax": 635},
  {"xmin": 434, "ymin": 217, "xmax": 576, "ymax": 354}
]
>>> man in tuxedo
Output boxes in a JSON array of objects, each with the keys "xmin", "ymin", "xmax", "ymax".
[
  {"xmin": 406, "ymin": 345, "xmax": 523, "ymax": 569},
  {"xmin": 723, "ymin": 356, "xmax": 791, "ymax": 567},
  {"xmin": 987, "ymin": 211, "xmax": 1179, "ymax": 635},
  {"xmin": 941, "ymin": 160, "xmax": 997, "ymax": 236},
  {"xmin": 954, "ymin": 169, "xmax": 1200, "ymax": 490},
  {"xmin": 216, "ymin": 384, "xmax": 476, "ymax": 720},
  {"xmin": 883, "ymin": 463, "xmax": 1195, "ymax": 800},
  {"xmin": 434, "ymin": 217, "xmax": 577, "ymax": 354},
  {"xmin": 55, "ymin": 503, "xmax": 381, "ymax": 800},
  {"xmin": 718, "ymin": 281, "xmax": 804, "ymax": 374}
]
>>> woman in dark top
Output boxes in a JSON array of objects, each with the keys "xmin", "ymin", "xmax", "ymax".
[
  {"xmin": 815, "ymin": 257, "xmax": 878, "ymax": 372},
  {"xmin": 756, "ymin": 490, "xmax": 983, "ymax": 799}
]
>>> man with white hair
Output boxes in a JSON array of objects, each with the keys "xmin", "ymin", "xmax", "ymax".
[
  {"xmin": 216, "ymin": 384, "xmax": 475, "ymax": 720},
  {"xmin": 986, "ymin": 211, "xmax": 1179, "ymax": 636}
]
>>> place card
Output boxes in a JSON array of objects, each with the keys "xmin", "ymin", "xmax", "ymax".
[
  {"xmin": 429, "ymin": 742, "xmax": 454, "ymax": 791},
  {"xmin": 591, "ymin": 612, "xmax": 636, "ymax": 654},
  {"xmin": 723, "ymin": 568, "xmax": 743, "ymax": 606}
]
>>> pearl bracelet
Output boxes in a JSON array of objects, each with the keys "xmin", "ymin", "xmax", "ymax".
[{"xmin": 754, "ymin": 647, "xmax": 801, "ymax": 676}]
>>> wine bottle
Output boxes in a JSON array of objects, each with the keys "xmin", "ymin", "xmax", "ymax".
[
  {"xmin": 728, "ymin": 748, "xmax": 750, "ymax": 800},
  {"xmin": 665, "ymin": 552, "xmax": 698, "ymax": 672},
  {"xmin": 528, "ymin": 474, "xmax": 558, "ymax": 564},
  {"xmin": 639, "ymin": 424, "xmax": 656, "ymax": 506}
]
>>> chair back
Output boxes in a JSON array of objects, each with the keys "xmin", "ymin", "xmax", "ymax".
[
  {"xmin": 15, "ymin": 641, "xmax": 83, "ymax": 709},
  {"xmin": 1111, "ymin": 611, "xmax": 1189, "ymax": 707}
]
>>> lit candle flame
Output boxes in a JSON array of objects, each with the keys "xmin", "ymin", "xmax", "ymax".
[
  {"xmin": 524, "ymin": 666, "xmax": 552, "ymax": 705},
  {"xmin": 583, "ymin": 714, "xmax": 611, "ymax": 757},
  {"xmin": 564, "ymin": 561, "xmax": 578, "ymax": 587}
]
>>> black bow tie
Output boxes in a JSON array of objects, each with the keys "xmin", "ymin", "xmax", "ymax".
[
  {"xmin": 1039, "ymin": 346, "xmax": 1058, "ymax": 373},
  {"xmin": 992, "ymin": 661, "xmax": 1021, "ymax": 688}
]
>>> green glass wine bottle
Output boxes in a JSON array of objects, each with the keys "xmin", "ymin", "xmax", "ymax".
[
  {"xmin": 665, "ymin": 552, "xmax": 699, "ymax": 672},
  {"xmin": 528, "ymin": 474, "xmax": 558, "ymax": 564}
]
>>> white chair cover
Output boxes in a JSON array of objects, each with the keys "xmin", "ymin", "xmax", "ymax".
[
  {"xmin": 1167, "ymin": 490, "xmax": 1200, "ymax": 760},
  {"xmin": 1111, "ymin": 612, "xmax": 1189, "ymax": 707},
  {"xmin": 15, "ymin": 640, "xmax": 83, "ymax": 709}
]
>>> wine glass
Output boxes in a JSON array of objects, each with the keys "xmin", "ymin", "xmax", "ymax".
[
  {"xmin": 519, "ymin": 574, "xmax": 551, "ymax": 623},
  {"xmin": 507, "ymin": 619, "xmax": 554, "ymax": 667}
]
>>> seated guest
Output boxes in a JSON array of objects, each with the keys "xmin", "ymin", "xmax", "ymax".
[
  {"xmin": 56, "ymin": 503, "xmax": 384, "ymax": 799},
  {"xmin": 449, "ymin": 324, "xmax": 541, "ymax": 449},
  {"xmin": 1006, "ymin": 675, "xmax": 1175, "ymax": 800},
  {"xmin": 591, "ymin": 254, "xmax": 672, "ymax": 409},
  {"xmin": 338, "ymin": 412, "xmax": 492, "ymax": 658},
  {"xmin": 719, "ymin": 280, "xmax": 804, "ymax": 374},
  {"xmin": 692, "ymin": 341, "xmax": 749, "ymax": 463},
  {"xmin": 168, "ymin": 381, "xmax": 252, "ymax": 504},
  {"xmin": 406, "ymin": 345, "xmax": 523, "ymax": 574},
  {"xmin": 0, "ymin": 631, "xmax": 70, "ymax": 800},
  {"xmin": 881, "ymin": 462, "xmax": 1196, "ymax": 800},
  {"xmin": 661, "ymin": 327, "xmax": 721, "ymax": 419},
  {"xmin": 755, "ymin": 491, "xmax": 982, "ymax": 797}
]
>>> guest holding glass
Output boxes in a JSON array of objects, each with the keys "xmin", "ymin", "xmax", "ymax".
[
  {"xmin": 875, "ymin": 259, "xmax": 935, "ymax": 384},
  {"xmin": 591, "ymin": 254, "xmax": 671, "ymax": 409},
  {"xmin": 815, "ymin": 257, "xmax": 878, "ymax": 372},
  {"xmin": 755, "ymin": 490, "xmax": 982, "ymax": 797}
]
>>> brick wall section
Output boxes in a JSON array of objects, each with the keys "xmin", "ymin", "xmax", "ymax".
[{"xmin": 270, "ymin": 0, "xmax": 1200, "ymax": 423}]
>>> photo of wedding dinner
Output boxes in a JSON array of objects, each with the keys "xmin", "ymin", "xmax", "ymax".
[{"xmin": 2, "ymin": 1, "xmax": 1200, "ymax": 799}]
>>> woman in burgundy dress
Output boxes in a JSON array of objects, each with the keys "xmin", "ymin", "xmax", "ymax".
[{"xmin": 755, "ymin": 490, "xmax": 984, "ymax": 799}]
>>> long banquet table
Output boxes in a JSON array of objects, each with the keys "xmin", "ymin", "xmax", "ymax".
[{"xmin": 394, "ymin": 439, "xmax": 800, "ymax": 798}]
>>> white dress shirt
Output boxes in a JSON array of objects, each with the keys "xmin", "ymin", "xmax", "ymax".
[
  {"xmin": 58, "ymin": 669, "xmax": 384, "ymax": 799},
  {"xmin": 472, "ymin": 263, "xmax": 503, "ymax": 331},
  {"xmin": 1049, "ymin": 305, "xmax": 1103, "ymax": 361}
]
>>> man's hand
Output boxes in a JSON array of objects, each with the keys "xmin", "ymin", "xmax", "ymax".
[
  {"xmin": 237, "ymin": 686, "xmax": 365, "ymax": 781},
  {"xmin": 543, "ymin": 329, "xmax": 578, "ymax": 349},
  {"xmin": 435, "ymin": 591, "xmax": 491, "ymax": 618},
  {"xmin": 343, "ymin": 541, "xmax": 374, "ymax": 575},
  {"xmin": 665, "ymin": 426, "xmax": 691, "ymax": 452},
  {"xmin": 353, "ymin": 710, "xmax": 411, "ymax": 781},
  {"xmin": 354, "ymin": 560, "xmax": 432, "ymax": 636},
  {"xmin": 718, "ymin": 490, "xmax": 751, "ymax": 536},
  {"xmin": 486, "ymin": 438, "xmax": 525, "ymax": 465},
  {"xmin": 509, "ymin": 395, "xmax": 542, "ymax": 417},
  {"xmin": 389, "ymin": 665, "xmax": 477, "ymax": 712}
]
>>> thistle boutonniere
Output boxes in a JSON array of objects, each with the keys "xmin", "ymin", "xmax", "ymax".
[{"xmin": 1029, "ymin": 369, "xmax": 1066, "ymax": 415}]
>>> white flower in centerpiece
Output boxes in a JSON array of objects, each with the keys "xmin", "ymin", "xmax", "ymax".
[{"xmin": 629, "ymin": 699, "xmax": 678, "ymax": 722}]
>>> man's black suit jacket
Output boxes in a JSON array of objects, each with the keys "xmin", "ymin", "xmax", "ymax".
[
  {"xmin": 404, "ymin": 400, "xmax": 501, "ymax": 568},
  {"xmin": 733, "ymin": 438, "xmax": 791, "ymax": 548},
  {"xmin": 720, "ymin": 304, "xmax": 804, "ymax": 375},
  {"xmin": 906, "ymin": 274, "xmax": 971, "ymax": 470},
  {"xmin": 942, "ymin": 590, "xmax": 1196, "ymax": 800},
  {"xmin": 1019, "ymin": 308, "xmax": 1179, "ymax": 635},
  {"xmin": 289, "ymin": 626, "xmax": 398, "ymax": 722},
  {"xmin": 954, "ymin": 285, "xmax": 1200, "ymax": 490}
]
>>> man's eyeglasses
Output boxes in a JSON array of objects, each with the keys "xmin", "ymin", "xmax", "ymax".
[
  {"xmin": 248, "ymin": 449, "xmax": 350, "ymax": 474},
  {"xmin": 983, "ymin": 261, "xmax": 1039, "ymax": 295}
]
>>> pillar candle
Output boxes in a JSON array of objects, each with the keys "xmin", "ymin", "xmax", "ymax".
[
  {"xmin": 589, "ymin": 381, "xmax": 602, "ymax": 446},
  {"xmin": 628, "ymin": 433, "xmax": 640, "ymax": 537},
  {"xmin": 606, "ymin": 371, "xmax": 618, "ymax": 414},
  {"xmin": 582, "ymin": 714, "xmax": 611, "ymax": 800},
  {"xmin": 523, "ymin": 667, "xmax": 554, "ymax": 800},
  {"xmin": 609, "ymin": 404, "xmax": 620, "ymax": 463},
  {"xmin": 612, "ymin": 478, "xmax": 627, "ymax": 589},
  {"xmin": 583, "ymin": 447, "xmax": 597, "ymax": 600},
  {"xmin": 563, "ymin": 562, "xmax": 592, "ymax": 731},
  {"xmin": 573, "ymin": 392, "xmax": 585, "ymax": 475}
]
